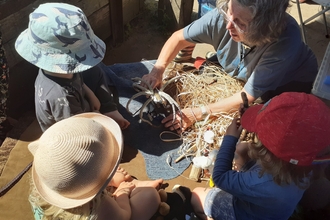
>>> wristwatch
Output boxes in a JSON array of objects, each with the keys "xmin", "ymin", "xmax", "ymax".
[{"xmin": 201, "ymin": 106, "xmax": 208, "ymax": 117}]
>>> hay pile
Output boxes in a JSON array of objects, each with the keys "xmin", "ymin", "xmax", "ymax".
[{"xmin": 163, "ymin": 61, "xmax": 244, "ymax": 170}]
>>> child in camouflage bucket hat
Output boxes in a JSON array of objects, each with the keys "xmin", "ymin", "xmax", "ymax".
[{"xmin": 15, "ymin": 2, "xmax": 130, "ymax": 132}]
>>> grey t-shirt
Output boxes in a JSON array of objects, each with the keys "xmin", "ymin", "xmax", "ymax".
[
  {"xmin": 183, "ymin": 9, "xmax": 318, "ymax": 98},
  {"xmin": 34, "ymin": 69, "xmax": 90, "ymax": 132}
]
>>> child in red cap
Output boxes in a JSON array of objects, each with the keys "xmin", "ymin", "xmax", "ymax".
[{"xmin": 190, "ymin": 92, "xmax": 330, "ymax": 220}]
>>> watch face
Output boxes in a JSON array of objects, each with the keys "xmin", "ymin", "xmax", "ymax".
[{"xmin": 201, "ymin": 106, "xmax": 208, "ymax": 116}]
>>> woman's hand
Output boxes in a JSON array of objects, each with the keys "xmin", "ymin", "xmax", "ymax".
[
  {"xmin": 161, "ymin": 108, "xmax": 195, "ymax": 133},
  {"xmin": 141, "ymin": 66, "xmax": 164, "ymax": 89}
]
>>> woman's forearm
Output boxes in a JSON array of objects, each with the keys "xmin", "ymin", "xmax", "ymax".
[{"xmin": 202, "ymin": 89, "xmax": 256, "ymax": 118}]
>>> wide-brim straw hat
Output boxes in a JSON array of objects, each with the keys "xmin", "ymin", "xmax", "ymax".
[
  {"xmin": 15, "ymin": 3, "xmax": 105, "ymax": 74},
  {"xmin": 28, "ymin": 112, "xmax": 123, "ymax": 209}
]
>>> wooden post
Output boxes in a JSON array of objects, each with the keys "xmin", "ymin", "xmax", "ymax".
[
  {"xmin": 170, "ymin": 0, "xmax": 194, "ymax": 29},
  {"xmin": 109, "ymin": 0, "xmax": 124, "ymax": 45},
  {"xmin": 158, "ymin": 0, "xmax": 194, "ymax": 31},
  {"xmin": 158, "ymin": 0, "xmax": 165, "ymax": 21},
  {"xmin": 179, "ymin": 0, "xmax": 194, "ymax": 28}
]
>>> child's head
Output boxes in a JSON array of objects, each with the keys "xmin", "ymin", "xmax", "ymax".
[
  {"xmin": 28, "ymin": 112, "xmax": 123, "ymax": 209},
  {"xmin": 241, "ymin": 92, "xmax": 330, "ymax": 185},
  {"xmin": 241, "ymin": 92, "xmax": 330, "ymax": 166},
  {"xmin": 15, "ymin": 3, "xmax": 105, "ymax": 74}
]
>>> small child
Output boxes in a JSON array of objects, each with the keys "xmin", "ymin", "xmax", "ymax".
[
  {"xmin": 28, "ymin": 112, "xmax": 161, "ymax": 220},
  {"xmin": 14, "ymin": 3, "xmax": 129, "ymax": 132},
  {"xmin": 191, "ymin": 92, "xmax": 330, "ymax": 220}
]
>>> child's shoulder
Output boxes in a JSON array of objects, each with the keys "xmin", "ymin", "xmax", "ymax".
[{"xmin": 35, "ymin": 70, "xmax": 82, "ymax": 98}]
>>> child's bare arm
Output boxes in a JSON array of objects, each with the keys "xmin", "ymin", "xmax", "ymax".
[
  {"xmin": 104, "ymin": 110, "xmax": 130, "ymax": 129},
  {"xmin": 83, "ymin": 83, "xmax": 100, "ymax": 111}
]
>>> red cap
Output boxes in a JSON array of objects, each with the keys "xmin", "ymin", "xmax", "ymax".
[{"xmin": 241, "ymin": 92, "xmax": 330, "ymax": 166}]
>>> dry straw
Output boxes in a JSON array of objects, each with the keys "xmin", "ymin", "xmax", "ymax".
[{"xmin": 163, "ymin": 61, "xmax": 244, "ymax": 161}]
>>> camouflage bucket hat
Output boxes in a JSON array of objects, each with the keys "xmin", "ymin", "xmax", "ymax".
[{"xmin": 15, "ymin": 3, "xmax": 106, "ymax": 74}]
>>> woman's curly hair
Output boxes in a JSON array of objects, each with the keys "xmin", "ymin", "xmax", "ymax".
[
  {"xmin": 216, "ymin": 0, "xmax": 291, "ymax": 46},
  {"xmin": 247, "ymin": 136, "xmax": 312, "ymax": 189}
]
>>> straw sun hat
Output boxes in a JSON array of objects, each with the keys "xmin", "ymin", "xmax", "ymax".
[
  {"xmin": 28, "ymin": 112, "xmax": 123, "ymax": 209},
  {"xmin": 15, "ymin": 3, "xmax": 105, "ymax": 74}
]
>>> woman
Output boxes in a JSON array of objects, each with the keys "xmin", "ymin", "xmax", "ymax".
[{"xmin": 142, "ymin": 0, "xmax": 318, "ymax": 133}]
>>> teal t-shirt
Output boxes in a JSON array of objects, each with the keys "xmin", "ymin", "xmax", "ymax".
[{"xmin": 30, "ymin": 203, "xmax": 43, "ymax": 220}]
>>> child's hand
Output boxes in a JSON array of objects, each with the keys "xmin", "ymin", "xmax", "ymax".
[
  {"xmin": 83, "ymin": 83, "xmax": 101, "ymax": 111},
  {"xmin": 104, "ymin": 110, "xmax": 130, "ymax": 129},
  {"xmin": 239, "ymin": 103, "xmax": 248, "ymax": 118},
  {"xmin": 239, "ymin": 92, "xmax": 249, "ymax": 117},
  {"xmin": 225, "ymin": 118, "xmax": 242, "ymax": 138},
  {"xmin": 114, "ymin": 181, "xmax": 135, "ymax": 197}
]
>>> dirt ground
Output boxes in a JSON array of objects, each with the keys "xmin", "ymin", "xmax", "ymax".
[{"xmin": 103, "ymin": 14, "xmax": 169, "ymax": 65}]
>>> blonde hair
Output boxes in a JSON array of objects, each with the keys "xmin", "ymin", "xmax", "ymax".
[
  {"xmin": 247, "ymin": 137, "xmax": 312, "ymax": 189},
  {"xmin": 29, "ymin": 179, "xmax": 104, "ymax": 220}
]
